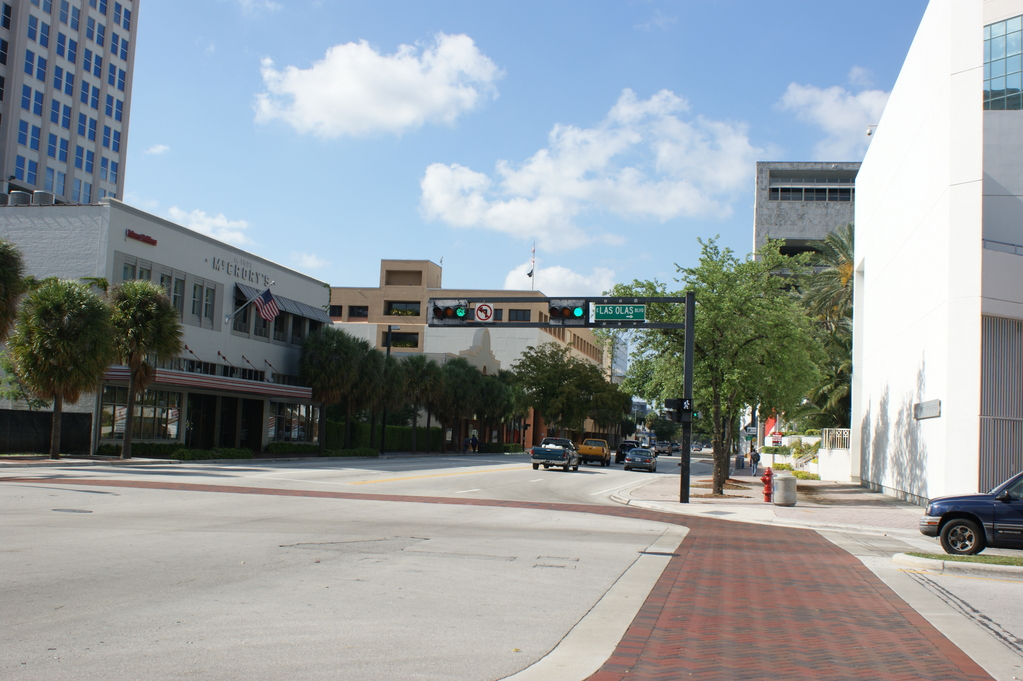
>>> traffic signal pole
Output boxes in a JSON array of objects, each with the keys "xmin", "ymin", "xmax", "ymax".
[{"xmin": 679, "ymin": 291, "xmax": 695, "ymax": 504}]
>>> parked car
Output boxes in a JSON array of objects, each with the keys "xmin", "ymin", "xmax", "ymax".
[
  {"xmin": 653, "ymin": 441, "xmax": 671, "ymax": 456},
  {"xmin": 670, "ymin": 442, "xmax": 681, "ymax": 453},
  {"xmin": 615, "ymin": 440, "xmax": 640, "ymax": 464},
  {"xmin": 530, "ymin": 442, "xmax": 580, "ymax": 472},
  {"xmin": 577, "ymin": 438, "xmax": 611, "ymax": 466},
  {"xmin": 919, "ymin": 471, "xmax": 1023, "ymax": 554},
  {"xmin": 624, "ymin": 448, "xmax": 657, "ymax": 472}
]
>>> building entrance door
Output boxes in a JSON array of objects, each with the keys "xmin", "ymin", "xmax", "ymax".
[
  {"xmin": 185, "ymin": 393, "xmax": 217, "ymax": 450},
  {"xmin": 219, "ymin": 397, "xmax": 239, "ymax": 448},
  {"xmin": 240, "ymin": 399, "xmax": 264, "ymax": 453}
]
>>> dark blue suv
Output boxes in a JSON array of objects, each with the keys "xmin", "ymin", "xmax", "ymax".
[{"xmin": 919, "ymin": 471, "xmax": 1023, "ymax": 555}]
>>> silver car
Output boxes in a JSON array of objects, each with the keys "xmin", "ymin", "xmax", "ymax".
[{"xmin": 624, "ymin": 448, "xmax": 657, "ymax": 472}]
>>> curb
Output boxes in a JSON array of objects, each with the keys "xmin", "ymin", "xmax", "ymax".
[
  {"xmin": 892, "ymin": 552, "xmax": 1023, "ymax": 579},
  {"xmin": 0, "ymin": 451, "xmax": 529, "ymax": 468}
]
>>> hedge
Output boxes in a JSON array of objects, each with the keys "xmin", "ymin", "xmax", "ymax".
[
  {"xmin": 478, "ymin": 443, "xmax": 524, "ymax": 453},
  {"xmin": 762, "ymin": 446, "xmax": 791, "ymax": 455},
  {"xmin": 265, "ymin": 442, "xmax": 320, "ymax": 455},
  {"xmin": 325, "ymin": 447, "xmax": 379, "ymax": 458},
  {"xmin": 96, "ymin": 442, "xmax": 187, "ymax": 458},
  {"xmin": 325, "ymin": 420, "xmax": 444, "ymax": 452},
  {"xmin": 173, "ymin": 448, "xmax": 252, "ymax": 461}
]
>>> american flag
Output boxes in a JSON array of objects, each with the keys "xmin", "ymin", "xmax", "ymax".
[{"xmin": 254, "ymin": 288, "xmax": 280, "ymax": 322}]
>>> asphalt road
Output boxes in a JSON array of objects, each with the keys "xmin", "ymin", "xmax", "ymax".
[{"xmin": 1, "ymin": 455, "xmax": 691, "ymax": 681}]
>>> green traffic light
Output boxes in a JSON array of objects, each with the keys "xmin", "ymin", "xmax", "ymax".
[
  {"xmin": 455, "ymin": 307, "xmax": 467, "ymax": 317},
  {"xmin": 572, "ymin": 306, "xmax": 584, "ymax": 318}
]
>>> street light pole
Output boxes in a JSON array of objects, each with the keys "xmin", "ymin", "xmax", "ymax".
[{"xmin": 380, "ymin": 325, "xmax": 399, "ymax": 455}]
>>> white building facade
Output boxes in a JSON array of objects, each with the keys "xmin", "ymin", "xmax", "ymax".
[
  {"xmin": 853, "ymin": 0, "xmax": 1023, "ymax": 502},
  {"xmin": 1, "ymin": 198, "xmax": 331, "ymax": 453}
]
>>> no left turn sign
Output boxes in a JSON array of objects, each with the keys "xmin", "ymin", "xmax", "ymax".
[{"xmin": 475, "ymin": 303, "xmax": 494, "ymax": 322}]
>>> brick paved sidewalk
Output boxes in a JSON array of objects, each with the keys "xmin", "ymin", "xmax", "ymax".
[{"xmin": 3, "ymin": 476, "xmax": 991, "ymax": 681}]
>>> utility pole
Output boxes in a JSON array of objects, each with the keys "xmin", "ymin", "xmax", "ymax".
[
  {"xmin": 380, "ymin": 325, "xmax": 399, "ymax": 455},
  {"xmin": 679, "ymin": 291, "xmax": 695, "ymax": 504}
]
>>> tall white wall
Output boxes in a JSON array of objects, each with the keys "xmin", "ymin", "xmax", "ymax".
[{"xmin": 852, "ymin": 0, "xmax": 986, "ymax": 501}]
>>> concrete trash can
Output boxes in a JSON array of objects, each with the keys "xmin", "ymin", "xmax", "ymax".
[
  {"xmin": 773, "ymin": 474, "xmax": 797, "ymax": 506},
  {"xmin": 734, "ymin": 454, "xmax": 744, "ymax": 469}
]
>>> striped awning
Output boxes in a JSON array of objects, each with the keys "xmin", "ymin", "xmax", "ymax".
[{"xmin": 236, "ymin": 283, "xmax": 332, "ymax": 324}]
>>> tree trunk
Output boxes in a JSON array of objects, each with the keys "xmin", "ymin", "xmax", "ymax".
[
  {"xmin": 712, "ymin": 387, "xmax": 726, "ymax": 495},
  {"xmin": 122, "ymin": 372, "xmax": 137, "ymax": 459},
  {"xmin": 410, "ymin": 404, "xmax": 418, "ymax": 453},
  {"xmin": 49, "ymin": 394, "xmax": 62, "ymax": 459}
]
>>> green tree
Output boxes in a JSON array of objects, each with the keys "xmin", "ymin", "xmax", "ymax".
[
  {"xmin": 401, "ymin": 354, "xmax": 443, "ymax": 452},
  {"xmin": 433, "ymin": 358, "xmax": 482, "ymax": 452},
  {"xmin": 301, "ymin": 326, "xmax": 361, "ymax": 454},
  {"xmin": 803, "ymin": 224, "xmax": 854, "ymax": 328},
  {"xmin": 109, "ymin": 280, "xmax": 184, "ymax": 459},
  {"xmin": 477, "ymin": 374, "xmax": 514, "ymax": 445},
  {"xmin": 513, "ymin": 342, "xmax": 607, "ymax": 437},
  {"xmin": 0, "ymin": 238, "xmax": 26, "ymax": 343},
  {"xmin": 8, "ymin": 280, "xmax": 114, "ymax": 458},
  {"xmin": 615, "ymin": 238, "xmax": 823, "ymax": 494}
]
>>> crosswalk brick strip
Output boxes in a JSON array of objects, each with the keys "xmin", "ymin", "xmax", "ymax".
[{"xmin": 4, "ymin": 477, "xmax": 994, "ymax": 681}]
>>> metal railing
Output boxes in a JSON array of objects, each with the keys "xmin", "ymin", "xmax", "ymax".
[{"xmin": 821, "ymin": 428, "xmax": 850, "ymax": 450}]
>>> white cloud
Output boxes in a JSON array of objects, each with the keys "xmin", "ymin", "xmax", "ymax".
[
  {"xmin": 144, "ymin": 144, "xmax": 170, "ymax": 155},
  {"xmin": 290, "ymin": 251, "xmax": 328, "ymax": 270},
  {"xmin": 847, "ymin": 66, "xmax": 874, "ymax": 89},
  {"xmin": 420, "ymin": 88, "xmax": 763, "ymax": 250},
  {"xmin": 167, "ymin": 207, "xmax": 253, "ymax": 247},
  {"xmin": 778, "ymin": 79, "xmax": 889, "ymax": 160},
  {"xmin": 255, "ymin": 33, "xmax": 501, "ymax": 138},
  {"xmin": 237, "ymin": 0, "xmax": 281, "ymax": 13},
  {"xmin": 504, "ymin": 261, "xmax": 617, "ymax": 297}
]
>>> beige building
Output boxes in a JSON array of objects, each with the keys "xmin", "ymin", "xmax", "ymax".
[{"xmin": 329, "ymin": 260, "xmax": 611, "ymax": 445}]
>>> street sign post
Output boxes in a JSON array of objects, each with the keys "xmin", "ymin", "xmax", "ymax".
[{"xmin": 591, "ymin": 304, "xmax": 645, "ymax": 322}]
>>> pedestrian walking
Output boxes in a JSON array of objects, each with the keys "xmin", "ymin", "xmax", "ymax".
[
  {"xmin": 471, "ymin": 434, "xmax": 479, "ymax": 452},
  {"xmin": 750, "ymin": 446, "xmax": 761, "ymax": 476},
  {"xmin": 462, "ymin": 437, "xmax": 470, "ymax": 453}
]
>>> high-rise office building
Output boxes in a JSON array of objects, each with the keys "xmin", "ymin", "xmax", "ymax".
[{"xmin": 0, "ymin": 0, "xmax": 137, "ymax": 204}]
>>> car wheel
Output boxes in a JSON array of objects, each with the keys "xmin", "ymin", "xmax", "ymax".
[
  {"xmin": 543, "ymin": 465, "xmax": 549, "ymax": 469},
  {"xmin": 563, "ymin": 465, "xmax": 570, "ymax": 472},
  {"xmin": 624, "ymin": 466, "xmax": 630, "ymax": 471},
  {"xmin": 940, "ymin": 518, "xmax": 986, "ymax": 555},
  {"xmin": 532, "ymin": 463, "xmax": 539, "ymax": 470}
]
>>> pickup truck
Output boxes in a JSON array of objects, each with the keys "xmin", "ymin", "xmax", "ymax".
[
  {"xmin": 530, "ymin": 441, "xmax": 580, "ymax": 472},
  {"xmin": 653, "ymin": 441, "xmax": 671, "ymax": 456},
  {"xmin": 577, "ymin": 438, "xmax": 610, "ymax": 467}
]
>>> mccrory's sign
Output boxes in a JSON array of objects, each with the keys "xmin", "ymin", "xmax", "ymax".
[{"xmin": 211, "ymin": 256, "xmax": 271, "ymax": 287}]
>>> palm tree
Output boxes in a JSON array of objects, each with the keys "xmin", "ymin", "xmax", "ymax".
[
  {"xmin": 8, "ymin": 279, "xmax": 114, "ymax": 458},
  {"xmin": 434, "ymin": 358, "xmax": 482, "ymax": 452},
  {"xmin": 402, "ymin": 354, "xmax": 442, "ymax": 452},
  {"xmin": 301, "ymin": 326, "xmax": 360, "ymax": 454},
  {"xmin": 109, "ymin": 280, "xmax": 184, "ymax": 459},
  {"xmin": 803, "ymin": 223, "xmax": 854, "ymax": 328},
  {"xmin": 0, "ymin": 238, "xmax": 25, "ymax": 343}
]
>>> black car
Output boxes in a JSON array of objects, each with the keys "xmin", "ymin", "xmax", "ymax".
[
  {"xmin": 919, "ymin": 471, "xmax": 1023, "ymax": 555},
  {"xmin": 624, "ymin": 448, "xmax": 657, "ymax": 472},
  {"xmin": 615, "ymin": 440, "xmax": 640, "ymax": 464}
]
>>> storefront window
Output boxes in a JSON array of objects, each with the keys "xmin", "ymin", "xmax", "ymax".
[
  {"xmin": 268, "ymin": 402, "xmax": 319, "ymax": 443},
  {"xmin": 100, "ymin": 386, "xmax": 181, "ymax": 440}
]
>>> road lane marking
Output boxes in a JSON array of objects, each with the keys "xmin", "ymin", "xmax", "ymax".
[
  {"xmin": 455, "ymin": 489, "xmax": 481, "ymax": 494},
  {"xmin": 592, "ymin": 481, "xmax": 647, "ymax": 496},
  {"xmin": 530, "ymin": 479, "xmax": 543, "ymax": 482},
  {"xmin": 347, "ymin": 466, "xmax": 531, "ymax": 485}
]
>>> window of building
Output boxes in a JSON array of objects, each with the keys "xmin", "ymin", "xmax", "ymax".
[
  {"xmin": 191, "ymin": 282, "xmax": 202, "ymax": 316},
  {"xmin": 172, "ymin": 278, "xmax": 185, "ymax": 314},
  {"xmin": 122, "ymin": 261, "xmax": 135, "ymax": 281},
  {"xmin": 28, "ymin": 15, "xmax": 37, "ymax": 41},
  {"xmin": 2, "ymin": 3, "xmax": 11, "ymax": 30},
  {"xmin": 159, "ymin": 273, "xmax": 171, "ymax": 295},
  {"xmin": 81, "ymin": 180, "xmax": 91, "ymax": 203},
  {"xmin": 24, "ymin": 49, "xmax": 34, "ymax": 76},
  {"xmin": 254, "ymin": 313, "xmax": 268, "ymax": 338},
  {"xmin": 203, "ymin": 286, "xmax": 215, "ymax": 320},
  {"xmin": 267, "ymin": 402, "xmax": 319, "ymax": 444},
  {"xmin": 273, "ymin": 314, "xmax": 287, "ymax": 342},
  {"xmin": 329, "ymin": 305, "xmax": 343, "ymax": 317},
  {"xmin": 55, "ymin": 170, "xmax": 65, "ymax": 196},
  {"xmin": 291, "ymin": 316, "xmax": 305, "ymax": 343},
  {"xmin": 100, "ymin": 155, "xmax": 108, "ymax": 180},
  {"xmin": 29, "ymin": 125, "xmax": 40, "ymax": 150},
  {"xmin": 493, "ymin": 308, "xmax": 503, "ymax": 321},
  {"xmin": 44, "ymin": 166, "xmax": 54, "ymax": 192},
  {"xmin": 508, "ymin": 309, "xmax": 530, "ymax": 322},
  {"xmin": 47, "ymin": 132, "xmax": 57, "ymax": 158},
  {"xmin": 109, "ymin": 160, "xmax": 118, "ymax": 184},
  {"xmin": 137, "ymin": 265, "xmax": 150, "ymax": 281},
  {"xmin": 232, "ymin": 298, "xmax": 249, "ymax": 333},
  {"xmin": 385, "ymin": 301, "xmax": 421, "ymax": 316},
  {"xmin": 383, "ymin": 331, "xmax": 419, "ymax": 348},
  {"xmin": 33, "ymin": 90, "xmax": 44, "ymax": 115},
  {"xmin": 100, "ymin": 387, "xmax": 181, "ymax": 441},
  {"xmin": 348, "ymin": 305, "xmax": 368, "ymax": 319},
  {"xmin": 68, "ymin": 37, "xmax": 77, "ymax": 63},
  {"xmin": 1, "ymin": 38, "xmax": 7, "ymax": 65},
  {"xmin": 985, "ymin": 15, "xmax": 1023, "ymax": 110}
]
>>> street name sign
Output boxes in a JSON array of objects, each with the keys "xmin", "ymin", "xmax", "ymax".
[{"xmin": 591, "ymin": 304, "xmax": 646, "ymax": 321}]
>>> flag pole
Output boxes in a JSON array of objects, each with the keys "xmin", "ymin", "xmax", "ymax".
[{"xmin": 224, "ymin": 282, "xmax": 275, "ymax": 324}]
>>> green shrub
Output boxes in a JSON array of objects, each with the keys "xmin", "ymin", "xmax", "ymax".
[
  {"xmin": 96, "ymin": 442, "xmax": 188, "ymax": 458},
  {"xmin": 762, "ymin": 446, "xmax": 791, "ymax": 455},
  {"xmin": 96, "ymin": 443, "xmax": 121, "ymax": 457},
  {"xmin": 265, "ymin": 442, "xmax": 320, "ymax": 455},
  {"xmin": 478, "ymin": 442, "xmax": 524, "ymax": 453},
  {"xmin": 802, "ymin": 429, "xmax": 821, "ymax": 436},
  {"xmin": 173, "ymin": 448, "xmax": 252, "ymax": 461},
  {"xmin": 325, "ymin": 420, "xmax": 443, "ymax": 452},
  {"xmin": 771, "ymin": 463, "xmax": 794, "ymax": 470},
  {"xmin": 793, "ymin": 471, "xmax": 820, "ymax": 480},
  {"xmin": 325, "ymin": 447, "xmax": 379, "ymax": 458}
]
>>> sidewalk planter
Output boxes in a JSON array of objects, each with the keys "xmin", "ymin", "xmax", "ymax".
[{"xmin": 773, "ymin": 474, "xmax": 797, "ymax": 506}]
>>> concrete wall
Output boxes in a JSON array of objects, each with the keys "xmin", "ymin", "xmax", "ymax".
[
  {"xmin": 752, "ymin": 162, "xmax": 859, "ymax": 252},
  {"xmin": 852, "ymin": 0, "xmax": 986, "ymax": 501}
]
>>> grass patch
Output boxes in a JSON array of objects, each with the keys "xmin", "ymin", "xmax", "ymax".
[{"xmin": 907, "ymin": 552, "xmax": 1023, "ymax": 566}]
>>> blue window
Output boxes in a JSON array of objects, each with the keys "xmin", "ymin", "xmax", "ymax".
[
  {"xmin": 83, "ymin": 181, "xmax": 91, "ymax": 203},
  {"xmin": 1, "ymin": 3, "xmax": 10, "ymax": 30},
  {"xmin": 59, "ymin": 138, "xmax": 68, "ymax": 161},
  {"xmin": 45, "ymin": 166, "xmax": 54, "ymax": 191},
  {"xmin": 53, "ymin": 65, "xmax": 63, "ymax": 90},
  {"xmin": 56, "ymin": 32, "xmax": 65, "ymax": 57},
  {"xmin": 33, "ymin": 90, "xmax": 44, "ymax": 115},
  {"xmin": 39, "ymin": 21, "xmax": 50, "ymax": 47},
  {"xmin": 61, "ymin": 104, "xmax": 72, "ymax": 129},
  {"xmin": 18, "ymin": 120, "xmax": 29, "ymax": 146},
  {"xmin": 85, "ymin": 149, "xmax": 94, "ymax": 173},
  {"xmin": 100, "ymin": 156, "xmax": 108, "ymax": 180},
  {"xmin": 60, "ymin": 0, "xmax": 69, "ymax": 24},
  {"xmin": 50, "ymin": 99, "xmax": 60, "ymax": 123},
  {"xmin": 114, "ymin": 98, "xmax": 122, "ymax": 121},
  {"xmin": 47, "ymin": 132, "xmax": 57, "ymax": 157},
  {"xmin": 107, "ymin": 62, "xmax": 115, "ymax": 85},
  {"xmin": 22, "ymin": 85, "xmax": 33, "ymax": 112},
  {"xmin": 68, "ymin": 38, "xmax": 77, "ymax": 64},
  {"xmin": 110, "ymin": 160, "xmax": 118, "ymax": 184},
  {"xmin": 984, "ymin": 15, "xmax": 1023, "ymax": 110},
  {"xmin": 36, "ymin": 56, "xmax": 46, "ymax": 81},
  {"xmin": 96, "ymin": 23, "xmax": 104, "ymax": 47},
  {"xmin": 91, "ymin": 85, "xmax": 99, "ymax": 109},
  {"xmin": 25, "ymin": 50, "xmax": 35, "ymax": 76},
  {"xmin": 56, "ymin": 170, "xmax": 66, "ymax": 196},
  {"xmin": 75, "ymin": 145, "xmax": 83, "ymax": 169},
  {"xmin": 105, "ymin": 93, "xmax": 113, "ymax": 116},
  {"xmin": 28, "ymin": 16, "xmax": 38, "ymax": 42},
  {"xmin": 122, "ymin": 8, "xmax": 129, "ymax": 29},
  {"xmin": 30, "ymin": 125, "xmax": 41, "ymax": 151},
  {"xmin": 110, "ymin": 32, "xmax": 117, "ymax": 55},
  {"xmin": 113, "ymin": 2, "xmax": 120, "ymax": 25},
  {"xmin": 83, "ymin": 48, "xmax": 92, "ymax": 73},
  {"xmin": 102, "ymin": 125, "xmax": 110, "ymax": 148},
  {"xmin": 77, "ymin": 112, "xmax": 87, "ymax": 135},
  {"xmin": 80, "ymin": 78, "xmax": 89, "ymax": 104},
  {"xmin": 64, "ymin": 71, "xmax": 74, "ymax": 96},
  {"xmin": 92, "ymin": 52, "xmax": 101, "ymax": 76},
  {"xmin": 1, "ymin": 38, "xmax": 8, "ymax": 65},
  {"xmin": 71, "ymin": 5, "xmax": 79, "ymax": 30},
  {"xmin": 86, "ymin": 16, "xmax": 94, "ymax": 41},
  {"xmin": 118, "ymin": 38, "xmax": 126, "ymax": 60},
  {"xmin": 15, "ymin": 155, "xmax": 26, "ymax": 181},
  {"xmin": 72, "ymin": 177, "xmax": 80, "ymax": 200},
  {"xmin": 32, "ymin": 0, "xmax": 53, "ymax": 11},
  {"xmin": 116, "ymin": 68, "xmax": 125, "ymax": 91},
  {"xmin": 27, "ymin": 159, "xmax": 38, "ymax": 185},
  {"xmin": 89, "ymin": 0, "xmax": 107, "ymax": 14},
  {"xmin": 112, "ymin": 128, "xmax": 120, "ymax": 152},
  {"xmin": 88, "ymin": 117, "xmax": 96, "ymax": 140}
]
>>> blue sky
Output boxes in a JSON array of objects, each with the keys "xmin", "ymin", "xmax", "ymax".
[{"xmin": 124, "ymin": 0, "xmax": 929, "ymax": 295}]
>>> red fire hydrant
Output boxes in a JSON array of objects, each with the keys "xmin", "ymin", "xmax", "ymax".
[{"xmin": 761, "ymin": 467, "xmax": 774, "ymax": 503}]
